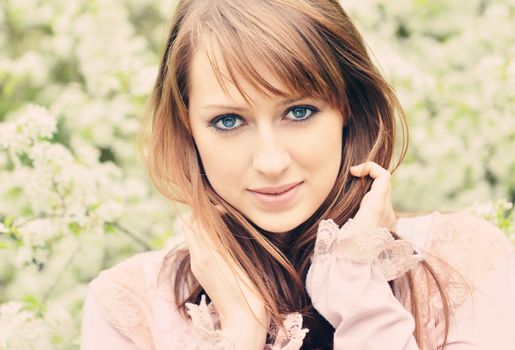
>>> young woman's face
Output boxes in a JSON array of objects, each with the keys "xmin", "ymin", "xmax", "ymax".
[{"xmin": 188, "ymin": 49, "xmax": 344, "ymax": 234}]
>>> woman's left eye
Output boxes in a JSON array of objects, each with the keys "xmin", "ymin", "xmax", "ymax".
[{"xmin": 285, "ymin": 105, "xmax": 319, "ymax": 121}]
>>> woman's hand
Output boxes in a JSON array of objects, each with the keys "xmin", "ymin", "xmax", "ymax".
[
  {"xmin": 180, "ymin": 209, "xmax": 269, "ymax": 349},
  {"xmin": 349, "ymin": 161, "xmax": 396, "ymax": 232}
]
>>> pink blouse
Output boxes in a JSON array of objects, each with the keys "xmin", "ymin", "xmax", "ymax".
[{"xmin": 80, "ymin": 211, "xmax": 515, "ymax": 349}]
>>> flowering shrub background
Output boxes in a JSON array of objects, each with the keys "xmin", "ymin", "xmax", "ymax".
[{"xmin": 0, "ymin": 0, "xmax": 513, "ymax": 348}]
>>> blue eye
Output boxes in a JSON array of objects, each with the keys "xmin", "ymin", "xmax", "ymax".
[
  {"xmin": 286, "ymin": 106, "xmax": 316, "ymax": 121},
  {"xmin": 211, "ymin": 115, "xmax": 245, "ymax": 132},
  {"xmin": 209, "ymin": 104, "xmax": 319, "ymax": 134}
]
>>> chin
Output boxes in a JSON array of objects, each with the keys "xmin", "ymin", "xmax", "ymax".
[
  {"xmin": 259, "ymin": 224, "xmax": 297, "ymax": 234},
  {"xmin": 249, "ymin": 210, "xmax": 313, "ymax": 234}
]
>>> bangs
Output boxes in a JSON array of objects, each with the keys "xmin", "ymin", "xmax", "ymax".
[{"xmin": 187, "ymin": 0, "xmax": 346, "ymax": 107}]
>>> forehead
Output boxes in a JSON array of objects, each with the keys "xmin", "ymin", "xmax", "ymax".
[
  {"xmin": 188, "ymin": 45, "xmax": 295, "ymax": 106},
  {"xmin": 179, "ymin": 0, "xmax": 347, "ymax": 111}
]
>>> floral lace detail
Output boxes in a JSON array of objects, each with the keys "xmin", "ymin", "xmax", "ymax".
[
  {"xmin": 89, "ymin": 254, "xmax": 156, "ymax": 350},
  {"xmin": 393, "ymin": 211, "xmax": 514, "ymax": 349},
  {"xmin": 268, "ymin": 313, "xmax": 309, "ymax": 350},
  {"xmin": 95, "ymin": 285, "xmax": 144, "ymax": 331},
  {"xmin": 185, "ymin": 294, "xmax": 309, "ymax": 350},
  {"xmin": 185, "ymin": 294, "xmax": 235, "ymax": 349},
  {"xmin": 313, "ymin": 218, "xmax": 423, "ymax": 281}
]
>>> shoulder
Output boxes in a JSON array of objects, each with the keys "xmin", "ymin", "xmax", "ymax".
[
  {"xmin": 424, "ymin": 210, "xmax": 513, "ymax": 286},
  {"xmin": 89, "ymin": 249, "xmax": 172, "ymax": 300},
  {"xmin": 86, "ymin": 247, "xmax": 185, "ymax": 348},
  {"xmin": 90, "ymin": 226, "xmax": 189, "ymax": 299},
  {"xmin": 396, "ymin": 210, "xmax": 513, "ymax": 267},
  {"xmin": 396, "ymin": 209, "xmax": 514, "ymax": 306}
]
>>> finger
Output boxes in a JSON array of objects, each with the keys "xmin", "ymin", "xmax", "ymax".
[
  {"xmin": 351, "ymin": 161, "xmax": 391, "ymax": 197},
  {"xmin": 350, "ymin": 161, "xmax": 390, "ymax": 179}
]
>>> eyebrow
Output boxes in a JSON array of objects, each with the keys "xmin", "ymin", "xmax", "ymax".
[{"xmin": 200, "ymin": 96, "xmax": 306, "ymax": 111}]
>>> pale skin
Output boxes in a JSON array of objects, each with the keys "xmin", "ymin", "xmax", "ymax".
[
  {"xmin": 188, "ymin": 48, "xmax": 344, "ymax": 236},
  {"xmin": 182, "ymin": 161, "xmax": 396, "ymax": 349}
]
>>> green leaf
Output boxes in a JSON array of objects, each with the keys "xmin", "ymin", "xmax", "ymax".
[
  {"xmin": 4, "ymin": 216, "xmax": 14, "ymax": 228},
  {"xmin": 5, "ymin": 186, "xmax": 23, "ymax": 198},
  {"xmin": 22, "ymin": 295, "xmax": 47, "ymax": 315},
  {"xmin": 104, "ymin": 223, "xmax": 117, "ymax": 234},
  {"xmin": 68, "ymin": 222, "xmax": 83, "ymax": 236}
]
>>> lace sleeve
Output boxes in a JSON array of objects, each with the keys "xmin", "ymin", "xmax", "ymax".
[
  {"xmin": 184, "ymin": 295, "xmax": 235, "ymax": 349},
  {"xmin": 267, "ymin": 313, "xmax": 309, "ymax": 350},
  {"xmin": 306, "ymin": 218, "xmax": 421, "ymax": 349},
  {"xmin": 184, "ymin": 295, "xmax": 309, "ymax": 350},
  {"xmin": 313, "ymin": 218, "xmax": 423, "ymax": 280}
]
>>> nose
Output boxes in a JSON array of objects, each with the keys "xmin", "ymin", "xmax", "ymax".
[{"xmin": 252, "ymin": 128, "xmax": 291, "ymax": 178}]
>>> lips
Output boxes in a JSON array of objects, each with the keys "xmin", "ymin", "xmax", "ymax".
[
  {"xmin": 249, "ymin": 181, "xmax": 303, "ymax": 195},
  {"xmin": 248, "ymin": 181, "xmax": 303, "ymax": 209}
]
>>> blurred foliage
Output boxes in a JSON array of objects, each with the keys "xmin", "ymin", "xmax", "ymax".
[{"xmin": 0, "ymin": 0, "xmax": 513, "ymax": 348}]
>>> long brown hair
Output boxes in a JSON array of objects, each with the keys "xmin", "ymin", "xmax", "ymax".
[{"xmin": 139, "ymin": 0, "xmax": 453, "ymax": 348}]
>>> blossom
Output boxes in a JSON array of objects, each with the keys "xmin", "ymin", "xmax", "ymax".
[
  {"xmin": 0, "ymin": 1, "xmax": 513, "ymax": 348},
  {"xmin": 0, "ymin": 105, "xmax": 57, "ymax": 153},
  {"xmin": 0, "ymin": 301, "xmax": 48, "ymax": 349}
]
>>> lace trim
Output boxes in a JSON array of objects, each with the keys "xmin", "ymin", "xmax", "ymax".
[
  {"xmin": 313, "ymin": 218, "xmax": 423, "ymax": 281},
  {"xmin": 185, "ymin": 294, "xmax": 309, "ymax": 350},
  {"xmin": 185, "ymin": 295, "xmax": 235, "ymax": 349},
  {"xmin": 269, "ymin": 313, "xmax": 309, "ymax": 350}
]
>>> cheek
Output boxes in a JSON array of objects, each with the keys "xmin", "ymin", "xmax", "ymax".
[
  {"xmin": 194, "ymin": 132, "xmax": 248, "ymax": 192},
  {"xmin": 299, "ymin": 118, "xmax": 343, "ymax": 207},
  {"xmin": 290, "ymin": 118, "xmax": 343, "ymax": 175}
]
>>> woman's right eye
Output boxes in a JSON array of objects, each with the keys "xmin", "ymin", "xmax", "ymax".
[{"xmin": 209, "ymin": 114, "xmax": 245, "ymax": 134}]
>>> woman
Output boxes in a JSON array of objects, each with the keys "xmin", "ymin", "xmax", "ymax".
[{"xmin": 80, "ymin": 0, "xmax": 514, "ymax": 349}]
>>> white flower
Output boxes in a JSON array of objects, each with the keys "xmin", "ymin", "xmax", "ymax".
[
  {"xmin": 28, "ymin": 142, "xmax": 74, "ymax": 169},
  {"xmin": 0, "ymin": 1, "xmax": 512, "ymax": 348},
  {"xmin": 130, "ymin": 64, "xmax": 158, "ymax": 97},
  {"xmin": 96, "ymin": 201, "xmax": 123, "ymax": 222},
  {"xmin": 0, "ymin": 301, "xmax": 48, "ymax": 349},
  {"xmin": 0, "ymin": 123, "xmax": 21, "ymax": 150},
  {"xmin": 14, "ymin": 246, "xmax": 34, "ymax": 268},
  {"xmin": 18, "ymin": 218, "xmax": 60, "ymax": 247},
  {"xmin": 14, "ymin": 51, "xmax": 48, "ymax": 86},
  {"xmin": 0, "ymin": 105, "xmax": 57, "ymax": 153},
  {"xmin": 17, "ymin": 105, "xmax": 57, "ymax": 140},
  {"xmin": 70, "ymin": 136, "xmax": 100, "ymax": 165}
]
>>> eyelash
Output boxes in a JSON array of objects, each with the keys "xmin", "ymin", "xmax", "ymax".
[{"xmin": 208, "ymin": 105, "xmax": 320, "ymax": 135}]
